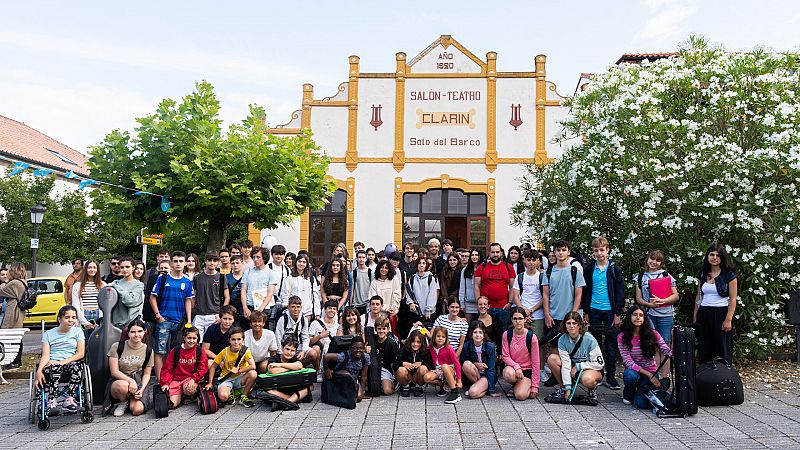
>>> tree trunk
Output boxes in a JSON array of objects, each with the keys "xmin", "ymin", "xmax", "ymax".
[{"xmin": 206, "ymin": 217, "xmax": 229, "ymax": 253}]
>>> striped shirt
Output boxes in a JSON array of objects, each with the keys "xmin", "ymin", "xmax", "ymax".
[
  {"xmin": 433, "ymin": 315, "xmax": 469, "ymax": 352},
  {"xmin": 617, "ymin": 331, "xmax": 672, "ymax": 373},
  {"xmin": 73, "ymin": 281, "xmax": 99, "ymax": 310}
]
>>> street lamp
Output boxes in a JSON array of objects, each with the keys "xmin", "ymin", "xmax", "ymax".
[{"xmin": 30, "ymin": 203, "xmax": 46, "ymax": 278}]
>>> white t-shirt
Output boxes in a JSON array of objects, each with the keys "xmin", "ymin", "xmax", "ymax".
[
  {"xmin": 514, "ymin": 271, "xmax": 545, "ymax": 319},
  {"xmin": 309, "ymin": 318, "xmax": 340, "ymax": 354},
  {"xmin": 244, "ymin": 329, "xmax": 278, "ymax": 362},
  {"xmin": 700, "ymin": 282, "xmax": 729, "ymax": 307}
]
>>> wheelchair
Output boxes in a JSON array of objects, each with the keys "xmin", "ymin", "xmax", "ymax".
[{"xmin": 28, "ymin": 360, "xmax": 94, "ymax": 430}]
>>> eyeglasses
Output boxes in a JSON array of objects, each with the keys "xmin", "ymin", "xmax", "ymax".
[{"xmin": 110, "ymin": 262, "xmax": 119, "ymax": 266}]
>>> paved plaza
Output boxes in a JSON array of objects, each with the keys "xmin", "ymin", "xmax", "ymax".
[{"xmin": 1, "ymin": 372, "xmax": 799, "ymax": 449}]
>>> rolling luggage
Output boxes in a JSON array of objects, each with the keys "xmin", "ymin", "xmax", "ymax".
[
  {"xmin": 364, "ymin": 326, "xmax": 382, "ymax": 397},
  {"xmin": 256, "ymin": 368, "xmax": 317, "ymax": 390},
  {"xmin": 696, "ymin": 357, "xmax": 744, "ymax": 406},
  {"xmin": 670, "ymin": 325, "xmax": 698, "ymax": 416}
]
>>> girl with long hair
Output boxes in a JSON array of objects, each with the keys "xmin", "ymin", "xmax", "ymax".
[
  {"xmin": 618, "ymin": 305, "xmax": 672, "ymax": 408},
  {"xmin": 107, "ymin": 319, "xmax": 154, "ymax": 417},
  {"xmin": 337, "ymin": 306, "xmax": 363, "ymax": 339},
  {"xmin": 693, "ymin": 243, "xmax": 738, "ymax": 364},
  {"xmin": 288, "ymin": 254, "xmax": 321, "ymax": 320},
  {"xmin": 460, "ymin": 320, "xmax": 499, "ymax": 398},
  {"xmin": 73, "ymin": 259, "xmax": 105, "ymax": 334},
  {"xmin": 458, "ymin": 249, "xmax": 483, "ymax": 321},
  {"xmin": 368, "ymin": 260, "xmax": 402, "ymax": 330},
  {"xmin": 438, "ymin": 253, "xmax": 461, "ymax": 314},
  {"xmin": 321, "ymin": 258, "xmax": 349, "ymax": 310},
  {"xmin": 184, "ymin": 253, "xmax": 199, "ymax": 279}
]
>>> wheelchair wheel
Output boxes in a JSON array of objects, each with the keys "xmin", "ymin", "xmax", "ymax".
[
  {"xmin": 28, "ymin": 372, "xmax": 36, "ymax": 424},
  {"xmin": 80, "ymin": 411, "xmax": 93, "ymax": 423},
  {"xmin": 37, "ymin": 418, "xmax": 50, "ymax": 431},
  {"xmin": 82, "ymin": 363, "xmax": 94, "ymax": 411}
]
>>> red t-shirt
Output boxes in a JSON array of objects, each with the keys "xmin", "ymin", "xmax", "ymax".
[{"xmin": 474, "ymin": 262, "xmax": 516, "ymax": 308}]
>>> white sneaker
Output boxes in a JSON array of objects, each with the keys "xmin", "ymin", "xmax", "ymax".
[
  {"xmin": 540, "ymin": 370, "xmax": 549, "ymax": 382},
  {"xmin": 622, "ymin": 398, "xmax": 632, "ymax": 405},
  {"xmin": 113, "ymin": 402, "xmax": 128, "ymax": 417}
]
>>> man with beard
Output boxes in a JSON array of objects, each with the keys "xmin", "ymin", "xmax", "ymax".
[{"xmin": 473, "ymin": 243, "xmax": 516, "ymax": 332}]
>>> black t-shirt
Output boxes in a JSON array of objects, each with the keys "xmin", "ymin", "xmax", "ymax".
[
  {"xmin": 375, "ymin": 336, "xmax": 399, "ymax": 372},
  {"xmin": 203, "ymin": 323, "xmax": 232, "ymax": 355},
  {"xmin": 103, "ymin": 273, "xmax": 123, "ymax": 284}
]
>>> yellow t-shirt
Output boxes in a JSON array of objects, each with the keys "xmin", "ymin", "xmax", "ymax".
[{"xmin": 213, "ymin": 346, "xmax": 252, "ymax": 379}]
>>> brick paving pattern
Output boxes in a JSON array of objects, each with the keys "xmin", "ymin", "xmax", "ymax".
[{"xmin": 1, "ymin": 377, "xmax": 799, "ymax": 449}]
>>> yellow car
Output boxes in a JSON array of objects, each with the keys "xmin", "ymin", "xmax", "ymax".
[{"xmin": 22, "ymin": 277, "xmax": 67, "ymax": 327}]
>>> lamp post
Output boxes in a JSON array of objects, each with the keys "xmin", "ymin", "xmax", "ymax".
[{"xmin": 30, "ymin": 203, "xmax": 46, "ymax": 278}]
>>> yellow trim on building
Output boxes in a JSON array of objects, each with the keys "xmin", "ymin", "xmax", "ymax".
[
  {"xmin": 299, "ymin": 177, "xmax": 355, "ymax": 254},
  {"xmin": 534, "ymin": 55, "xmax": 548, "ymax": 166},
  {"xmin": 247, "ymin": 223, "xmax": 261, "ymax": 245},
  {"xmin": 393, "ymin": 52, "xmax": 407, "ymax": 172},
  {"xmin": 393, "ymin": 175, "xmax": 495, "ymax": 246},
  {"xmin": 346, "ymin": 56, "xmax": 360, "ymax": 172},
  {"xmin": 301, "ymin": 84, "xmax": 313, "ymax": 129},
  {"xmin": 485, "ymin": 51, "xmax": 498, "ymax": 173}
]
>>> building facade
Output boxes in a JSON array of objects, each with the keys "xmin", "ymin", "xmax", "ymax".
[{"xmin": 259, "ymin": 35, "xmax": 570, "ymax": 264}]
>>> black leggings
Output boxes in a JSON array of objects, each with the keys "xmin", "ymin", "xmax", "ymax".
[
  {"xmin": 696, "ymin": 305, "xmax": 733, "ymax": 365},
  {"xmin": 43, "ymin": 361, "xmax": 83, "ymax": 399}
]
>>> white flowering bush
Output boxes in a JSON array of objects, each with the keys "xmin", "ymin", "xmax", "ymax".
[{"xmin": 512, "ymin": 37, "xmax": 800, "ymax": 359}]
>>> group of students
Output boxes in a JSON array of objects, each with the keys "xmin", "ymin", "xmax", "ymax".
[{"xmin": 22, "ymin": 234, "xmax": 740, "ymax": 417}]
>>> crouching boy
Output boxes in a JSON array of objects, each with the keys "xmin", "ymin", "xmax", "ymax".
[
  {"xmin": 205, "ymin": 327, "xmax": 256, "ymax": 408},
  {"xmin": 324, "ymin": 336, "xmax": 370, "ymax": 402}
]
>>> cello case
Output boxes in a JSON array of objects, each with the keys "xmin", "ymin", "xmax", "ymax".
[
  {"xmin": 86, "ymin": 285, "xmax": 122, "ymax": 405},
  {"xmin": 364, "ymin": 326, "xmax": 382, "ymax": 397}
]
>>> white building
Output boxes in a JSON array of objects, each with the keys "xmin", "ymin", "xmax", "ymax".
[{"xmin": 257, "ymin": 35, "xmax": 570, "ymax": 265}]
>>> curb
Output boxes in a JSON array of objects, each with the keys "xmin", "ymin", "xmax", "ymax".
[{"xmin": 1, "ymin": 371, "xmax": 31, "ymax": 380}]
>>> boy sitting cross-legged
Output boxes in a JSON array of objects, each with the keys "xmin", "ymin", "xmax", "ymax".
[
  {"xmin": 262, "ymin": 335, "xmax": 314, "ymax": 411},
  {"xmin": 205, "ymin": 327, "xmax": 257, "ymax": 408}
]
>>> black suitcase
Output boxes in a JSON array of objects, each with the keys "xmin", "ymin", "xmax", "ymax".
[
  {"xmin": 364, "ymin": 326, "xmax": 382, "ymax": 397},
  {"xmin": 671, "ymin": 325, "xmax": 698, "ymax": 416},
  {"xmin": 696, "ymin": 357, "xmax": 744, "ymax": 406},
  {"xmin": 328, "ymin": 335, "xmax": 355, "ymax": 354},
  {"xmin": 256, "ymin": 368, "xmax": 317, "ymax": 390},
  {"xmin": 321, "ymin": 372, "xmax": 358, "ymax": 409}
]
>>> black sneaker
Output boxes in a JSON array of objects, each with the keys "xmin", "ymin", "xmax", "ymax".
[
  {"xmin": 546, "ymin": 388, "xmax": 565, "ymax": 401},
  {"xmin": 588, "ymin": 388, "xmax": 598, "ymax": 400},
  {"xmin": 240, "ymin": 395, "xmax": 254, "ymax": 408},
  {"xmin": 543, "ymin": 375, "xmax": 557, "ymax": 387},
  {"xmin": 444, "ymin": 389, "xmax": 462, "ymax": 404},
  {"xmin": 400, "ymin": 385, "xmax": 411, "ymax": 397},
  {"xmin": 605, "ymin": 376, "xmax": 620, "ymax": 390},
  {"xmin": 414, "ymin": 386, "xmax": 424, "ymax": 397},
  {"xmin": 436, "ymin": 387, "xmax": 447, "ymax": 397}
]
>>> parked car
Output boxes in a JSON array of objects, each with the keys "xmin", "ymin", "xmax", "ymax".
[{"xmin": 23, "ymin": 277, "xmax": 67, "ymax": 327}]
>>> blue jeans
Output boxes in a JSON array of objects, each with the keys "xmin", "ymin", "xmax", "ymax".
[
  {"xmin": 623, "ymin": 368, "xmax": 659, "ymax": 409},
  {"xmin": 588, "ymin": 308, "xmax": 617, "ymax": 378},
  {"xmin": 154, "ymin": 321, "xmax": 181, "ymax": 354},
  {"xmin": 648, "ymin": 315, "xmax": 674, "ymax": 344},
  {"xmin": 488, "ymin": 307, "xmax": 509, "ymax": 333}
]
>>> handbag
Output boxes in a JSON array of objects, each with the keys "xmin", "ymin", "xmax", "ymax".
[
  {"xmin": 197, "ymin": 387, "xmax": 219, "ymax": 415},
  {"xmin": 153, "ymin": 384, "xmax": 170, "ymax": 418}
]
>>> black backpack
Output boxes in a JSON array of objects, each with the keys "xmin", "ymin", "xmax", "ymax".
[{"xmin": 17, "ymin": 282, "xmax": 39, "ymax": 311}]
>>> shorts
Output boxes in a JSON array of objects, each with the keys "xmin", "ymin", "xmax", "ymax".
[
  {"xmin": 649, "ymin": 315, "xmax": 674, "ymax": 343},
  {"xmin": 154, "ymin": 321, "xmax": 181, "ymax": 354},
  {"xmin": 218, "ymin": 376, "xmax": 244, "ymax": 391},
  {"xmin": 167, "ymin": 379, "xmax": 194, "ymax": 396},
  {"xmin": 380, "ymin": 367, "xmax": 394, "ymax": 382},
  {"xmin": 526, "ymin": 318, "xmax": 545, "ymax": 340},
  {"xmin": 433, "ymin": 364, "xmax": 454, "ymax": 381}
]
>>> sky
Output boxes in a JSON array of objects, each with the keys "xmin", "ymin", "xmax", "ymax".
[{"xmin": 1, "ymin": 0, "xmax": 798, "ymax": 154}]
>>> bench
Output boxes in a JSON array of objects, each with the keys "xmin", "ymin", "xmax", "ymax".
[{"xmin": 0, "ymin": 328, "xmax": 30, "ymax": 384}]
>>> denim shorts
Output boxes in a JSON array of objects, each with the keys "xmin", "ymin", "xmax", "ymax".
[
  {"xmin": 649, "ymin": 315, "xmax": 674, "ymax": 343},
  {"xmin": 219, "ymin": 376, "xmax": 244, "ymax": 391},
  {"xmin": 154, "ymin": 321, "xmax": 181, "ymax": 354}
]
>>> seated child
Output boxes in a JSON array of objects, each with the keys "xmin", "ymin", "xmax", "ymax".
[
  {"xmin": 275, "ymin": 296, "xmax": 321, "ymax": 371},
  {"xmin": 36, "ymin": 305, "xmax": 85, "ymax": 415},
  {"xmin": 202, "ymin": 305, "xmax": 237, "ymax": 360},
  {"xmin": 205, "ymin": 327, "xmax": 256, "ymax": 408},
  {"xmin": 107, "ymin": 319, "xmax": 154, "ymax": 417},
  {"xmin": 264, "ymin": 335, "xmax": 314, "ymax": 411},
  {"xmin": 160, "ymin": 326, "xmax": 208, "ymax": 408},
  {"xmin": 372, "ymin": 317, "xmax": 399, "ymax": 395},
  {"xmin": 546, "ymin": 312, "xmax": 604, "ymax": 402},
  {"xmin": 394, "ymin": 329, "xmax": 432, "ymax": 398},
  {"xmin": 423, "ymin": 326, "xmax": 463, "ymax": 404},
  {"xmin": 460, "ymin": 320, "xmax": 499, "ymax": 399},
  {"xmin": 502, "ymin": 307, "xmax": 540, "ymax": 401},
  {"xmin": 243, "ymin": 310, "xmax": 278, "ymax": 373},
  {"xmin": 309, "ymin": 300, "xmax": 340, "ymax": 358},
  {"xmin": 323, "ymin": 336, "xmax": 370, "ymax": 402}
]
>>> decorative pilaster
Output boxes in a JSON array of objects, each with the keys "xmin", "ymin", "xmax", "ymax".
[
  {"xmin": 535, "ymin": 55, "xmax": 547, "ymax": 166},
  {"xmin": 485, "ymin": 52, "xmax": 498, "ymax": 173},
  {"xmin": 393, "ymin": 53, "xmax": 407, "ymax": 172},
  {"xmin": 346, "ymin": 56, "xmax": 360, "ymax": 171}
]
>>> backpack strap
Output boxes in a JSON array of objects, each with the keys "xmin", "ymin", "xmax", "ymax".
[
  {"xmin": 155, "ymin": 273, "xmax": 169, "ymax": 307},
  {"xmin": 539, "ymin": 272, "xmax": 544, "ymax": 296},
  {"xmin": 217, "ymin": 273, "xmax": 227, "ymax": 304},
  {"xmin": 570, "ymin": 265, "xmax": 577, "ymax": 287},
  {"xmin": 116, "ymin": 340, "xmax": 125, "ymax": 359},
  {"xmin": 517, "ymin": 272, "xmax": 525, "ymax": 296},
  {"xmin": 172, "ymin": 345, "xmax": 181, "ymax": 368},
  {"xmin": 568, "ymin": 334, "xmax": 585, "ymax": 359},
  {"xmin": 525, "ymin": 330, "xmax": 534, "ymax": 354},
  {"xmin": 143, "ymin": 345, "xmax": 153, "ymax": 371}
]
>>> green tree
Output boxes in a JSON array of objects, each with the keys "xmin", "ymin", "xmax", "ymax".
[
  {"xmin": 88, "ymin": 81, "xmax": 335, "ymax": 253},
  {"xmin": 0, "ymin": 176, "xmax": 130, "ymax": 264},
  {"xmin": 511, "ymin": 37, "xmax": 800, "ymax": 359}
]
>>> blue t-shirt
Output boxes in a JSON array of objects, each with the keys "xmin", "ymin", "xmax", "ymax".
[
  {"xmin": 543, "ymin": 266, "xmax": 586, "ymax": 322},
  {"xmin": 152, "ymin": 274, "xmax": 195, "ymax": 323},
  {"xmin": 336, "ymin": 351, "xmax": 371, "ymax": 378},
  {"xmin": 591, "ymin": 264, "xmax": 611, "ymax": 311},
  {"xmin": 43, "ymin": 326, "xmax": 85, "ymax": 362}
]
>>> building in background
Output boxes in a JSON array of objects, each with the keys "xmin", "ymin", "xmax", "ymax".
[{"xmin": 256, "ymin": 35, "xmax": 571, "ymax": 266}]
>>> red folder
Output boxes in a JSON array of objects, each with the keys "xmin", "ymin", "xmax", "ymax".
[{"xmin": 648, "ymin": 276, "xmax": 672, "ymax": 306}]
